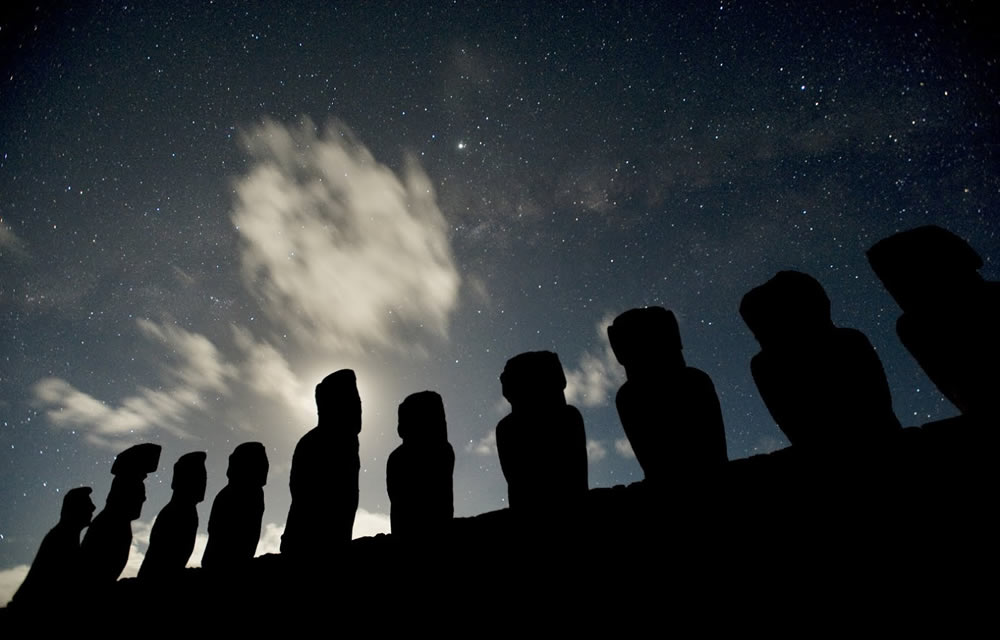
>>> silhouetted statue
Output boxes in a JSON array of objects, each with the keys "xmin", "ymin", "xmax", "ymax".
[
  {"xmin": 386, "ymin": 391, "xmax": 455, "ymax": 537},
  {"xmin": 201, "ymin": 442, "xmax": 268, "ymax": 571},
  {"xmin": 496, "ymin": 351, "xmax": 587, "ymax": 513},
  {"xmin": 81, "ymin": 443, "xmax": 161, "ymax": 584},
  {"xmin": 739, "ymin": 271, "xmax": 901, "ymax": 450},
  {"xmin": 10, "ymin": 487, "xmax": 95, "ymax": 610},
  {"xmin": 139, "ymin": 451, "xmax": 207, "ymax": 580},
  {"xmin": 608, "ymin": 307, "xmax": 728, "ymax": 483},
  {"xmin": 867, "ymin": 225, "xmax": 1000, "ymax": 421},
  {"xmin": 281, "ymin": 369, "xmax": 362, "ymax": 558}
]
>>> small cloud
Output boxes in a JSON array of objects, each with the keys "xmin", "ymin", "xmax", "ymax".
[
  {"xmin": 564, "ymin": 313, "xmax": 626, "ymax": 408},
  {"xmin": 33, "ymin": 320, "xmax": 236, "ymax": 448},
  {"xmin": 232, "ymin": 118, "xmax": 461, "ymax": 354},
  {"xmin": 466, "ymin": 429, "xmax": 497, "ymax": 456},
  {"xmin": 256, "ymin": 522, "xmax": 285, "ymax": 557},
  {"xmin": 0, "ymin": 564, "xmax": 29, "ymax": 606},
  {"xmin": 0, "ymin": 219, "xmax": 28, "ymax": 258},
  {"xmin": 586, "ymin": 439, "xmax": 608, "ymax": 463},
  {"xmin": 353, "ymin": 508, "xmax": 391, "ymax": 539},
  {"xmin": 614, "ymin": 438, "xmax": 636, "ymax": 459}
]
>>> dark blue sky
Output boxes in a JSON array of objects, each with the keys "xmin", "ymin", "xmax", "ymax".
[{"xmin": 2, "ymin": 1, "xmax": 997, "ymax": 600}]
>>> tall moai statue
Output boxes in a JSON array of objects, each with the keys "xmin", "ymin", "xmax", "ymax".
[
  {"xmin": 201, "ymin": 442, "xmax": 268, "ymax": 571},
  {"xmin": 11, "ymin": 487, "xmax": 96, "ymax": 610},
  {"xmin": 496, "ymin": 351, "xmax": 587, "ymax": 513},
  {"xmin": 867, "ymin": 225, "xmax": 1000, "ymax": 421},
  {"xmin": 81, "ymin": 443, "xmax": 161, "ymax": 584},
  {"xmin": 139, "ymin": 451, "xmax": 207, "ymax": 581},
  {"xmin": 281, "ymin": 369, "xmax": 362, "ymax": 558},
  {"xmin": 608, "ymin": 306, "xmax": 728, "ymax": 484},
  {"xmin": 386, "ymin": 391, "xmax": 455, "ymax": 538},
  {"xmin": 739, "ymin": 271, "xmax": 901, "ymax": 451}
]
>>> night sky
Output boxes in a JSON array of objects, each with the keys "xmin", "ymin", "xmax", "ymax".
[{"xmin": 2, "ymin": 1, "xmax": 997, "ymax": 601}]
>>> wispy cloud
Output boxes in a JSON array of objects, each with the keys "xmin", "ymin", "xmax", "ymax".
[
  {"xmin": 0, "ymin": 564, "xmax": 29, "ymax": 606},
  {"xmin": 232, "ymin": 118, "xmax": 461, "ymax": 354},
  {"xmin": 564, "ymin": 314, "xmax": 626, "ymax": 408},
  {"xmin": 586, "ymin": 439, "xmax": 608, "ymax": 463},
  {"xmin": 0, "ymin": 219, "xmax": 28, "ymax": 258},
  {"xmin": 33, "ymin": 320, "xmax": 236, "ymax": 448},
  {"xmin": 614, "ymin": 438, "xmax": 635, "ymax": 459},
  {"xmin": 466, "ymin": 429, "xmax": 497, "ymax": 456}
]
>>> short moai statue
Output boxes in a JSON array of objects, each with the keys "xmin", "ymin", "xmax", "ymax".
[
  {"xmin": 608, "ymin": 306, "xmax": 728, "ymax": 484},
  {"xmin": 496, "ymin": 351, "xmax": 588, "ymax": 513},
  {"xmin": 139, "ymin": 451, "xmax": 207, "ymax": 580},
  {"xmin": 281, "ymin": 369, "xmax": 362, "ymax": 558},
  {"xmin": 11, "ymin": 487, "xmax": 96, "ymax": 610},
  {"xmin": 81, "ymin": 443, "xmax": 161, "ymax": 584},
  {"xmin": 201, "ymin": 442, "xmax": 268, "ymax": 571},
  {"xmin": 386, "ymin": 391, "xmax": 455, "ymax": 538},
  {"xmin": 867, "ymin": 225, "xmax": 1000, "ymax": 421},
  {"xmin": 739, "ymin": 271, "xmax": 901, "ymax": 451}
]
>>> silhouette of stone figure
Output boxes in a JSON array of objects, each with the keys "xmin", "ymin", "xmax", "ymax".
[
  {"xmin": 496, "ymin": 351, "xmax": 587, "ymax": 513},
  {"xmin": 81, "ymin": 443, "xmax": 161, "ymax": 584},
  {"xmin": 10, "ymin": 487, "xmax": 96, "ymax": 610},
  {"xmin": 739, "ymin": 271, "xmax": 901, "ymax": 450},
  {"xmin": 281, "ymin": 369, "xmax": 362, "ymax": 557},
  {"xmin": 386, "ymin": 391, "xmax": 455, "ymax": 537},
  {"xmin": 867, "ymin": 225, "xmax": 1000, "ymax": 421},
  {"xmin": 201, "ymin": 442, "xmax": 267, "ymax": 571},
  {"xmin": 138, "ymin": 451, "xmax": 207, "ymax": 580},
  {"xmin": 608, "ymin": 307, "xmax": 728, "ymax": 483}
]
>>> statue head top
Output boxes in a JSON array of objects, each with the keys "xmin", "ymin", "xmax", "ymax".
[
  {"xmin": 867, "ymin": 225, "xmax": 984, "ymax": 313},
  {"xmin": 740, "ymin": 271, "xmax": 833, "ymax": 350},
  {"xmin": 61, "ymin": 486, "xmax": 96, "ymax": 529},
  {"xmin": 107, "ymin": 443, "xmax": 161, "ymax": 520},
  {"xmin": 608, "ymin": 306, "xmax": 684, "ymax": 376},
  {"xmin": 227, "ymin": 442, "xmax": 268, "ymax": 488},
  {"xmin": 316, "ymin": 369, "xmax": 362, "ymax": 434},
  {"xmin": 398, "ymin": 390, "xmax": 448, "ymax": 442},
  {"xmin": 172, "ymin": 451, "xmax": 208, "ymax": 503},
  {"xmin": 500, "ymin": 351, "xmax": 568, "ymax": 411}
]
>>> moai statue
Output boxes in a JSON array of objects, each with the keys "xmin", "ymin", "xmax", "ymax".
[
  {"xmin": 739, "ymin": 271, "xmax": 901, "ymax": 451},
  {"xmin": 496, "ymin": 351, "xmax": 588, "ymax": 513},
  {"xmin": 81, "ymin": 443, "xmax": 161, "ymax": 584},
  {"xmin": 139, "ymin": 451, "xmax": 207, "ymax": 580},
  {"xmin": 11, "ymin": 487, "xmax": 96, "ymax": 610},
  {"xmin": 386, "ymin": 391, "xmax": 455, "ymax": 538},
  {"xmin": 201, "ymin": 442, "xmax": 268, "ymax": 571},
  {"xmin": 867, "ymin": 225, "xmax": 1000, "ymax": 421},
  {"xmin": 281, "ymin": 369, "xmax": 362, "ymax": 558},
  {"xmin": 608, "ymin": 306, "xmax": 728, "ymax": 484}
]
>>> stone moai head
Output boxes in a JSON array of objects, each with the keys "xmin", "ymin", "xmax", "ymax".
[
  {"xmin": 500, "ymin": 351, "xmax": 568, "ymax": 412},
  {"xmin": 62, "ymin": 487, "xmax": 96, "ymax": 529},
  {"xmin": 227, "ymin": 442, "xmax": 268, "ymax": 488},
  {"xmin": 608, "ymin": 306, "xmax": 684, "ymax": 377},
  {"xmin": 867, "ymin": 225, "xmax": 984, "ymax": 314},
  {"xmin": 740, "ymin": 271, "xmax": 833, "ymax": 350},
  {"xmin": 108, "ymin": 443, "xmax": 161, "ymax": 521},
  {"xmin": 316, "ymin": 368, "xmax": 362, "ymax": 433},
  {"xmin": 172, "ymin": 451, "xmax": 208, "ymax": 503},
  {"xmin": 398, "ymin": 390, "xmax": 448, "ymax": 443}
]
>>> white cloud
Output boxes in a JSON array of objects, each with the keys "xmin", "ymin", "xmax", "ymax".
[
  {"xmin": 353, "ymin": 508, "xmax": 391, "ymax": 539},
  {"xmin": 256, "ymin": 522, "xmax": 284, "ymax": 557},
  {"xmin": 586, "ymin": 439, "xmax": 607, "ymax": 463},
  {"xmin": 33, "ymin": 319, "xmax": 236, "ymax": 448},
  {"xmin": 614, "ymin": 438, "xmax": 635, "ymax": 459},
  {"xmin": 564, "ymin": 314, "xmax": 626, "ymax": 408},
  {"xmin": 0, "ymin": 564, "xmax": 29, "ymax": 606},
  {"xmin": 232, "ymin": 118, "xmax": 461, "ymax": 353},
  {"xmin": 466, "ymin": 429, "xmax": 497, "ymax": 456},
  {"xmin": 0, "ymin": 219, "xmax": 28, "ymax": 258},
  {"xmin": 231, "ymin": 325, "xmax": 307, "ymax": 414}
]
